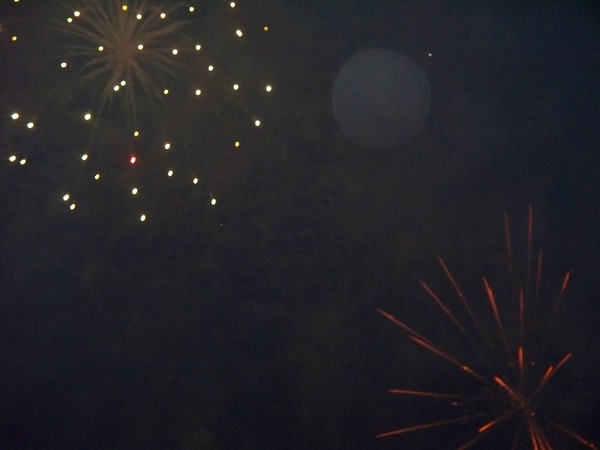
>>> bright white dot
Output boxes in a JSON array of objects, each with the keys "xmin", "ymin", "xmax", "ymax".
[
  {"xmin": 230, "ymin": 2, "xmax": 236, "ymax": 8},
  {"xmin": 98, "ymin": 45, "xmax": 104, "ymax": 52},
  {"xmin": 211, "ymin": 198, "xmax": 217, "ymax": 206},
  {"xmin": 234, "ymin": 141, "xmax": 240, "ymax": 148},
  {"xmin": 265, "ymin": 85, "xmax": 272, "ymax": 92},
  {"xmin": 11, "ymin": 35, "xmax": 18, "ymax": 42},
  {"xmin": 131, "ymin": 187, "xmax": 139, "ymax": 195},
  {"xmin": 140, "ymin": 214, "xmax": 147, "ymax": 222},
  {"xmin": 136, "ymin": 13, "xmax": 142, "ymax": 20},
  {"xmin": 73, "ymin": 10, "xmax": 80, "ymax": 17},
  {"xmin": 133, "ymin": 130, "xmax": 140, "ymax": 137},
  {"xmin": 120, "ymin": 80, "xmax": 126, "ymax": 86},
  {"xmin": 137, "ymin": 44, "xmax": 144, "ymax": 50},
  {"xmin": 167, "ymin": 169, "xmax": 174, "ymax": 177},
  {"xmin": 94, "ymin": 173, "xmax": 101, "ymax": 180},
  {"xmin": 67, "ymin": 17, "xmax": 73, "ymax": 23},
  {"xmin": 189, "ymin": 6, "xmax": 195, "ymax": 12},
  {"xmin": 8, "ymin": 155, "xmax": 17, "ymax": 162},
  {"xmin": 195, "ymin": 44, "xmax": 202, "ymax": 51},
  {"xmin": 208, "ymin": 65, "xmax": 214, "ymax": 72},
  {"xmin": 235, "ymin": 29, "xmax": 243, "ymax": 37},
  {"xmin": 233, "ymin": 83, "xmax": 239, "ymax": 90},
  {"xmin": 164, "ymin": 142, "xmax": 171, "ymax": 150},
  {"xmin": 84, "ymin": 112, "xmax": 92, "ymax": 121},
  {"xmin": 26, "ymin": 122, "xmax": 34, "ymax": 129},
  {"xmin": 69, "ymin": 203, "xmax": 76, "ymax": 211},
  {"xmin": 81, "ymin": 153, "xmax": 88, "ymax": 161},
  {"xmin": 195, "ymin": 89, "xmax": 202, "ymax": 96},
  {"xmin": 428, "ymin": 52, "xmax": 433, "ymax": 57},
  {"xmin": 172, "ymin": 48, "xmax": 178, "ymax": 56},
  {"xmin": 160, "ymin": 12, "xmax": 166, "ymax": 19},
  {"xmin": 254, "ymin": 119, "xmax": 261, "ymax": 127},
  {"xmin": 19, "ymin": 158, "xmax": 27, "ymax": 165},
  {"xmin": 11, "ymin": 112, "xmax": 19, "ymax": 120},
  {"xmin": 163, "ymin": 89, "xmax": 169, "ymax": 95},
  {"xmin": 130, "ymin": 156, "xmax": 137, "ymax": 164},
  {"xmin": 60, "ymin": 62, "xmax": 68, "ymax": 69},
  {"xmin": 62, "ymin": 194, "xmax": 70, "ymax": 201},
  {"xmin": 192, "ymin": 177, "xmax": 199, "ymax": 184},
  {"xmin": 113, "ymin": 85, "xmax": 120, "ymax": 91}
]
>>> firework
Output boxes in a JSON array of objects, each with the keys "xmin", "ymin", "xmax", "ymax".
[
  {"xmin": 377, "ymin": 207, "xmax": 597, "ymax": 449},
  {"xmin": 2, "ymin": 0, "xmax": 275, "ymax": 222},
  {"xmin": 60, "ymin": 0, "xmax": 194, "ymax": 119}
]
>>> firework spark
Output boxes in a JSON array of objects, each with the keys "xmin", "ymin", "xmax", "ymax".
[{"xmin": 377, "ymin": 207, "xmax": 597, "ymax": 449}]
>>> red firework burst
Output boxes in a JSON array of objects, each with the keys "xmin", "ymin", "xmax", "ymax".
[{"xmin": 377, "ymin": 206, "xmax": 597, "ymax": 450}]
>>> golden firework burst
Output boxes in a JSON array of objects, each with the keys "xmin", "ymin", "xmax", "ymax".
[
  {"xmin": 60, "ymin": 0, "xmax": 195, "ymax": 119},
  {"xmin": 3, "ymin": 0, "xmax": 275, "ymax": 220}
]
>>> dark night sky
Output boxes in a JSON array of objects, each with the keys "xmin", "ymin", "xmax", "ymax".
[{"xmin": 1, "ymin": 1, "xmax": 600, "ymax": 449}]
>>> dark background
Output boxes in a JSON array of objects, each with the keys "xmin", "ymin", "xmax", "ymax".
[{"xmin": 1, "ymin": 1, "xmax": 599, "ymax": 448}]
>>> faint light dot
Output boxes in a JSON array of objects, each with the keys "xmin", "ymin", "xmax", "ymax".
[
  {"xmin": 235, "ymin": 29, "xmax": 243, "ymax": 37},
  {"xmin": 26, "ymin": 122, "xmax": 34, "ymax": 129},
  {"xmin": 254, "ymin": 119, "xmax": 261, "ymax": 127},
  {"xmin": 164, "ymin": 142, "xmax": 171, "ymax": 150},
  {"xmin": 94, "ymin": 173, "xmax": 101, "ymax": 180},
  {"xmin": 163, "ymin": 89, "xmax": 169, "ymax": 95},
  {"xmin": 11, "ymin": 35, "xmax": 18, "ymax": 42},
  {"xmin": 140, "ymin": 214, "xmax": 147, "ymax": 222},
  {"xmin": 69, "ymin": 203, "xmax": 76, "ymax": 211},
  {"xmin": 208, "ymin": 65, "xmax": 214, "ymax": 72},
  {"xmin": 195, "ymin": 44, "xmax": 202, "ymax": 51},
  {"xmin": 62, "ymin": 194, "xmax": 70, "ymax": 201},
  {"xmin": 195, "ymin": 89, "xmax": 202, "ymax": 96},
  {"xmin": 130, "ymin": 156, "xmax": 137, "ymax": 164},
  {"xmin": 19, "ymin": 158, "xmax": 27, "ymax": 165},
  {"xmin": 233, "ymin": 83, "xmax": 239, "ymax": 90},
  {"xmin": 98, "ymin": 45, "xmax": 104, "ymax": 52},
  {"xmin": 137, "ymin": 44, "xmax": 144, "ymax": 50},
  {"xmin": 192, "ymin": 177, "xmax": 199, "ymax": 184},
  {"xmin": 131, "ymin": 187, "xmax": 139, "ymax": 195},
  {"xmin": 428, "ymin": 52, "xmax": 433, "ymax": 57},
  {"xmin": 265, "ymin": 85, "xmax": 272, "ymax": 92},
  {"xmin": 84, "ymin": 112, "xmax": 92, "ymax": 121},
  {"xmin": 263, "ymin": 26, "xmax": 269, "ymax": 32},
  {"xmin": 211, "ymin": 198, "xmax": 217, "ymax": 206},
  {"xmin": 60, "ymin": 62, "xmax": 68, "ymax": 69},
  {"xmin": 81, "ymin": 153, "xmax": 88, "ymax": 161},
  {"xmin": 11, "ymin": 112, "xmax": 19, "ymax": 120},
  {"xmin": 8, "ymin": 155, "xmax": 17, "ymax": 162},
  {"xmin": 167, "ymin": 169, "xmax": 174, "ymax": 177},
  {"xmin": 234, "ymin": 141, "xmax": 240, "ymax": 148},
  {"xmin": 160, "ymin": 12, "xmax": 166, "ymax": 19},
  {"xmin": 172, "ymin": 48, "xmax": 178, "ymax": 55}
]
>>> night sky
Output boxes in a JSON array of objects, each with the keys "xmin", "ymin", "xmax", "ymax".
[{"xmin": 1, "ymin": 1, "xmax": 600, "ymax": 449}]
